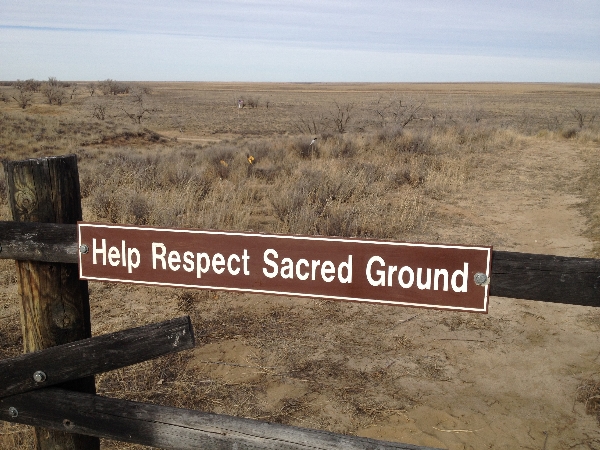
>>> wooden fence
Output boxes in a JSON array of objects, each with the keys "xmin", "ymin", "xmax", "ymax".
[{"xmin": 1, "ymin": 154, "xmax": 599, "ymax": 450}]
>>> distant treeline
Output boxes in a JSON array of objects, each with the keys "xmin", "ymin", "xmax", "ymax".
[
  {"xmin": 0, "ymin": 78, "xmax": 131, "ymax": 95},
  {"xmin": 0, "ymin": 78, "xmax": 73, "ymax": 89}
]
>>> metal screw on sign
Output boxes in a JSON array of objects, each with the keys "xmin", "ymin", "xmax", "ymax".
[
  {"xmin": 8, "ymin": 407, "xmax": 18, "ymax": 418},
  {"xmin": 474, "ymin": 272, "xmax": 489, "ymax": 286},
  {"xmin": 79, "ymin": 244, "xmax": 89, "ymax": 254},
  {"xmin": 33, "ymin": 370, "xmax": 47, "ymax": 383}
]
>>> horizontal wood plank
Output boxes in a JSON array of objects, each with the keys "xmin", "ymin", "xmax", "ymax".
[
  {"xmin": 0, "ymin": 388, "xmax": 440, "ymax": 450},
  {"xmin": 1, "ymin": 222, "xmax": 599, "ymax": 305},
  {"xmin": 490, "ymin": 251, "xmax": 600, "ymax": 307},
  {"xmin": 0, "ymin": 221, "xmax": 78, "ymax": 263},
  {"xmin": 0, "ymin": 316, "xmax": 194, "ymax": 399}
]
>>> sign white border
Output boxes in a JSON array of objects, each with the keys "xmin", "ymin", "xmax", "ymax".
[{"xmin": 78, "ymin": 223, "xmax": 492, "ymax": 313}]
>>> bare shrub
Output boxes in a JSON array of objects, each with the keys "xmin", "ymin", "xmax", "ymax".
[
  {"xmin": 293, "ymin": 114, "xmax": 326, "ymax": 135},
  {"xmin": 99, "ymin": 79, "xmax": 131, "ymax": 95},
  {"xmin": 22, "ymin": 78, "xmax": 42, "ymax": 92},
  {"xmin": 562, "ymin": 128, "xmax": 578, "ymax": 139},
  {"xmin": 572, "ymin": 108, "xmax": 596, "ymax": 129},
  {"xmin": 41, "ymin": 77, "xmax": 67, "ymax": 105},
  {"xmin": 120, "ymin": 89, "xmax": 156, "ymax": 124},
  {"xmin": 328, "ymin": 101, "xmax": 354, "ymax": 133},
  {"xmin": 91, "ymin": 103, "xmax": 107, "ymax": 120},
  {"xmin": 11, "ymin": 80, "xmax": 33, "ymax": 109},
  {"xmin": 372, "ymin": 96, "xmax": 423, "ymax": 128}
]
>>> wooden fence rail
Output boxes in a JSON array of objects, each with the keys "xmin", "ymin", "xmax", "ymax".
[
  {"xmin": 0, "ymin": 316, "xmax": 194, "ymax": 399},
  {"xmin": 2, "ymin": 389, "xmax": 438, "ymax": 450},
  {"xmin": 2, "ymin": 221, "xmax": 599, "ymax": 307}
]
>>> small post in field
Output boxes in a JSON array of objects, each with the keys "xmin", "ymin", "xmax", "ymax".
[{"xmin": 3, "ymin": 155, "xmax": 99, "ymax": 450}]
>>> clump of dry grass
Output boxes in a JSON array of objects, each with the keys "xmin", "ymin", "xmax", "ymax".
[
  {"xmin": 0, "ymin": 423, "xmax": 35, "ymax": 449},
  {"xmin": 75, "ymin": 126, "xmax": 474, "ymax": 240},
  {"xmin": 577, "ymin": 378, "xmax": 600, "ymax": 424}
]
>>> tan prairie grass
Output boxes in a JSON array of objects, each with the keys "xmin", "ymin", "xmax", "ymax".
[
  {"xmin": 1, "ymin": 82, "xmax": 600, "ymax": 449},
  {"xmin": 76, "ymin": 129, "xmax": 474, "ymax": 239}
]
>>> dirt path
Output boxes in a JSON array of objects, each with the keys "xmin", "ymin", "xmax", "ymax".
[{"xmin": 353, "ymin": 140, "xmax": 600, "ymax": 448}]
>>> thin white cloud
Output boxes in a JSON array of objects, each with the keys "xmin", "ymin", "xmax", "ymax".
[{"xmin": 1, "ymin": 0, "xmax": 599, "ymax": 81}]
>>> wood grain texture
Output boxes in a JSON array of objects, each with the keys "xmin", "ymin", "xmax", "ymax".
[
  {"xmin": 0, "ymin": 388, "xmax": 440, "ymax": 450},
  {"xmin": 0, "ymin": 316, "xmax": 194, "ymax": 399},
  {"xmin": 2, "ymin": 155, "xmax": 99, "ymax": 450},
  {"xmin": 490, "ymin": 251, "xmax": 600, "ymax": 306},
  {"xmin": 0, "ymin": 222, "xmax": 78, "ymax": 263}
]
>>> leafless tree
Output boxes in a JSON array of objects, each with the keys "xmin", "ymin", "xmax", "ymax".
[
  {"xmin": 91, "ymin": 103, "xmax": 107, "ymax": 120},
  {"xmin": 572, "ymin": 108, "xmax": 596, "ymax": 128},
  {"xmin": 11, "ymin": 80, "xmax": 33, "ymax": 109},
  {"xmin": 329, "ymin": 102, "xmax": 354, "ymax": 133},
  {"xmin": 99, "ymin": 79, "xmax": 130, "ymax": 95},
  {"xmin": 293, "ymin": 114, "xmax": 325, "ymax": 135},
  {"xmin": 22, "ymin": 78, "xmax": 42, "ymax": 92},
  {"xmin": 373, "ymin": 95, "xmax": 423, "ymax": 128},
  {"xmin": 120, "ymin": 89, "xmax": 156, "ymax": 124},
  {"xmin": 41, "ymin": 77, "xmax": 67, "ymax": 105}
]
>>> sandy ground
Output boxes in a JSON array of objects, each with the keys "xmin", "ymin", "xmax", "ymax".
[{"xmin": 349, "ymin": 140, "xmax": 600, "ymax": 448}]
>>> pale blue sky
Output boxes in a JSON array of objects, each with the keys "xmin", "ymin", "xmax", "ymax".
[{"xmin": 1, "ymin": 0, "xmax": 599, "ymax": 82}]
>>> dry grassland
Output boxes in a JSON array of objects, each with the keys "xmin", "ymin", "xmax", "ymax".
[{"xmin": 1, "ymin": 82, "xmax": 600, "ymax": 449}]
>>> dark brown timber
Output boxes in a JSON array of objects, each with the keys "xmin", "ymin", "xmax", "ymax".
[
  {"xmin": 0, "ymin": 316, "xmax": 194, "ymax": 399},
  {"xmin": 0, "ymin": 222, "xmax": 77, "ymax": 263},
  {"xmin": 490, "ymin": 251, "xmax": 600, "ymax": 306},
  {"xmin": 2, "ymin": 155, "xmax": 100, "ymax": 450},
  {"xmin": 0, "ymin": 388, "xmax": 440, "ymax": 450}
]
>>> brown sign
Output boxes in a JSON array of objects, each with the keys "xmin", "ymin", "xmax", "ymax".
[{"xmin": 78, "ymin": 223, "xmax": 492, "ymax": 313}]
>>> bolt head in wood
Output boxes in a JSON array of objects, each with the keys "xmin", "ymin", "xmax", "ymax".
[
  {"xmin": 8, "ymin": 407, "xmax": 18, "ymax": 418},
  {"xmin": 80, "ymin": 244, "xmax": 89, "ymax": 254},
  {"xmin": 33, "ymin": 370, "xmax": 47, "ymax": 383}
]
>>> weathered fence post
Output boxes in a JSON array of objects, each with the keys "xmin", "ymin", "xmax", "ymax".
[{"xmin": 3, "ymin": 155, "xmax": 100, "ymax": 450}]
